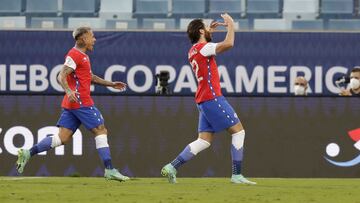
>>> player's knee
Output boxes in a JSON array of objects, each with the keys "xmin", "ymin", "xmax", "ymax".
[
  {"xmin": 59, "ymin": 135, "xmax": 71, "ymax": 145},
  {"xmin": 93, "ymin": 125, "xmax": 108, "ymax": 135}
]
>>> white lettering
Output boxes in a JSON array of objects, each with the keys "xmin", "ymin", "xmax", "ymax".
[{"xmin": 29, "ymin": 65, "xmax": 49, "ymax": 92}]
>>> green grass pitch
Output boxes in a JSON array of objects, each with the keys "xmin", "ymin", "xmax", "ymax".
[{"xmin": 1, "ymin": 177, "xmax": 359, "ymax": 203}]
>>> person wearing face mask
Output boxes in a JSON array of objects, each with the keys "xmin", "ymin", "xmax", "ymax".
[
  {"xmin": 294, "ymin": 76, "xmax": 308, "ymax": 96},
  {"xmin": 340, "ymin": 68, "xmax": 360, "ymax": 96}
]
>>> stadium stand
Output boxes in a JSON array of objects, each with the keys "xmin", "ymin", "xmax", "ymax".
[
  {"xmin": 99, "ymin": 0, "xmax": 133, "ymax": 20},
  {"xmin": 292, "ymin": 19, "xmax": 324, "ymax": 30},
  {"xmin": 0, "ymin": 0, "xmax": 23, "ymax": 16},
  {"xmin": 283, "ymin": 0, "xmax": 319, "ymax": 20},
  {"xmin": 105, "ymin": 19, "xmax": 138, "ymax": 29},
  {"xmin": 1, "ymin": 0, "xmax": 360, "ymax": 30}
]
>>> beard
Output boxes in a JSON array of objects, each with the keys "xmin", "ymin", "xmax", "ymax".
[{"xmin": 205, "ymin": 30, "xmax": 212, "ymax": 42}]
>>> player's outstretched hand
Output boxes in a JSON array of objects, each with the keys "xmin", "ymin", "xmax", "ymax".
[
  {"xmin": 112, "ymin": 81, "xmax": 127, "ymax": 92},
  {"xmin": 221, "ymin": 13, "xmax": 234, "ymax": 27},
  {"xmin": 67, "ymin": 90, "xmax": 80, "ymax": 103}
]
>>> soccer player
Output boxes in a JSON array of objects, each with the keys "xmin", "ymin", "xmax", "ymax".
[
  {"xmin": 16, "ymin": 27, "xmax": 129, "ymax": 181},
  {"xmin": 161, "ymin": 14, "xmax": 256, "ymax": 184}
]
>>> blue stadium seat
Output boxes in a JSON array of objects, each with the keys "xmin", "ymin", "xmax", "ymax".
[
  {"xmin": 0, "ymin": 16, "xmax": 26, "ymax": 28},
  {"xmin": 292, "ymin": 20, "xmax": 323, "ymax": 30},
  {"xmin": 321, "ymin": 0, "xmax": 354, "ymax": 18},
  {"xmin": 25, "ymin": 0, "xmax": 59, "ymax": 17},
  {"xmin": 106, "ymin": 19, "xmax": 138, "ymax": 29},
  {"xmin": 143, "ymin": 18, "xmax": 175, "ymax": 30},
  {"xmin": 63, "ymin": 0, "xmax": 100, "ymax": 17},
  {"xmin": 68, "ymin": 17, "xmax": 104, "ymax": 29},
  {"xmin": 100, "ymin": 0, "xmax": 133, "ymax": 20},
  {"xmin": 172, "ymin": 0, "xmax": 205, "ymax": 18},
  {"xmin": 283, "ymin": 0, "xmax": 319, "ymax": 20},
  {"xmin": 247, "ymin": 0, "xmax": 281, "ymax": 18},
  {"xmin": 0, "ymin": 0, "xmax": 23, "ymax": 16},
  {"xmin": 328, "ymin": 19, "xmax": 360, "ymax": 30},
  {"xmin": 208, "ymin": 0, "xmax": 243, "ymax": 19},
  {"xmin": 30, "ymin": 17, "xmax": 63, "ymax": 28},
  {"xmin": 179, "ymin": 18, "xmax": 213, "ymax": 30},
  {"xmin": 254, "ymin": 19, "xmax": 289, "ymax": 30},
  {"xmin": 134, "ymin": 0, "xmax": 169, "ymax": 18}
]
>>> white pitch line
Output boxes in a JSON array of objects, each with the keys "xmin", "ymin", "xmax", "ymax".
[{"xmin": 1, "ymin": 177, "xmax": 46, "ymax": 181}]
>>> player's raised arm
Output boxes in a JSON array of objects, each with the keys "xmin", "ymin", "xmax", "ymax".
[
  {"xmin": 91, "ymin": 74, "xmax": 127, "ymax": 91},
  {"xmin": 215, "ymin": 13, "xmax": 235, "ymax": 55},
  {"xmin": 58, "ymin": 65, "xmax": 79, "ymax": 103}
]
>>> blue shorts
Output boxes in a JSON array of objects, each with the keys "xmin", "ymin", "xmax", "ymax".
[
  {"xmin": 197, "ymin": 96, "xmax": 240, "ymax": 133},
  {"xmin": 56, "ymin": 106, "xmax": 105, "ymax": 133}
]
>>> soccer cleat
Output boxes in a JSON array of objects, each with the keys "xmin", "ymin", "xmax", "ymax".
[
  {"xmin": 231, "ymin": 174, "xmax": 257, "ymax": 185},
  {"xmin": 104, "ymin": 168, "xmax": 130, "ymax": 182},
  {"xmin": 16, "ymin": 149, "xmax": 31, "ymax": 174},
  {"xmin": 161, "ymin": 163, "xmax": 177, "ymax": 184}
]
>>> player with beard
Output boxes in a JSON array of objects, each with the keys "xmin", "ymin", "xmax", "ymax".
[{"xmin": 161, "ymin": 14, "xmax": 256, "ymax": 185}]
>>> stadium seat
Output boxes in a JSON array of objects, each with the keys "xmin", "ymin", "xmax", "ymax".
[
  {"xmin": 106, "ymin": 19, "xmax": 138, "ymax": 29},
  {"xmin": 99, "ymin": 0, "xmax": 133, "ymax": 20},
  {"xmin": 283, "ymin": 0, "xmax": 319, "ymax": 20},
  {"xmin": 142, "ymin": 18, "xmax": 175, "ymax": 30},
  {"xmin": 25, "ymin": 0, "xmax": 59, "ymax": 17},
  {"xmin": 0, "ymin": 0, "xmax": 23, "ymax": 16},
  {"xmin": 68, "ymin": 17, "xmax": 104, "ymax": 29},
  {"xmin": 320, "ymin": 0, "xmax": 354, "ymax": 18},
  {"xmin": 247, "ymin": 0, "xmax": 281, "ymax": 18},
  {"xmin": 134, "ymin": 0, "xmax": 169, "ymax": 18},
  {"xmin": 292, "ymin": 19, "xmax": 323, "ymax": 30},
  {"xmin": 213, "ymin": 19, "xmax": 249, "ymax": 31},
  {"xmin": 328, "ymin": 19, "xmax": 360, "ymax": 30},
  {"xmin": 63, "ymin": 0, "xmax": 100, "ymax": 17},
  {"xmin": 172, "ymin": 0, "xmax": 206, "ymax": 18},
  {"xmin": 179, "ymin": 18, "xmax": 214, "ymax": 30},
  {"xmin": 30, "ymin": 17, "xmax": 63, "ymax": 28},
  {"xmin": 208, "ymin": 0, "xmax": 244, "ymax": 19},
  {"xmin": 254, "ymin": 19, "xmax": 290, "ymax": 30},
  {"xmin": 0, "ymin": 16, "xmax": 26, "ymax": 28}
]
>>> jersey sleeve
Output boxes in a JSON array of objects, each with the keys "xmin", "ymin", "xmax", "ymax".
[
  {"xmin": 64, "ymin": 55, "xmax": 77, "ymax": 70},
  {"xmin": 200, "ymin": 43, "xmax": 218, "ymax": 57}
]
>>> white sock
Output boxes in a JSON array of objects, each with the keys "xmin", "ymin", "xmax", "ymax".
[
  {"xmin": 95, "ymin": 134, "xmax": 109, "ymax": 149},
  {"xmin": 51, "ymin": 134, "xmax": 62, "ymax": 148},
  {"xmin": 232, "ymin": 130, "xmax": 245, "ymax": 150},
  {"xmin": 188, "ymin": 138, "xmax": 211, "ymax": 155}
]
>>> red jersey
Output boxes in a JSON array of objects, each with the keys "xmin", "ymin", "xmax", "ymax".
[
  {"xmin": 61, "ymin": 47, "xmax": 94, "ymax": 109},
  {"xmin": 188, "ymin": 42, "xmax": 222, "ymax": 103}
]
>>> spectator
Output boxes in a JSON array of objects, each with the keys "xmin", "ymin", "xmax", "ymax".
[
  {"xmin": 294, "ymin": 76, "xmax": 308, "ymax": 96},
  {"xmin": 340, "ymin": 68, "xmax": 360, "ymax": 96}
]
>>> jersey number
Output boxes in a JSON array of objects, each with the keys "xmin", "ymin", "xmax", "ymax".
[{"xmin": 191, "ymin": 59, "xmax": 203, "ymax": 82}]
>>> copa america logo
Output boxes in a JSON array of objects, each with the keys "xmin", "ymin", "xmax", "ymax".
[{"xmin": 324, "ymin": 128, "xmax": 360, "ymax": 167}]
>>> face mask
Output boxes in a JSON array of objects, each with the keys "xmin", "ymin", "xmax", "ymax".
[
  {"xmin": 350, "ymin": 78, "xmax": 360, "ymax": 90},
  {"xmin": 294, "ymin": 85, "xmax": 306, "ymax": 96}
]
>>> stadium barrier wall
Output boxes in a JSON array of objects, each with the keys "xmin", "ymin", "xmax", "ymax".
[
  {"xmin": 0, "ymin": 96, "xmax": 359, "ymax": 177},
  {"xmin": 1, "ymin": 30, "xmax": 360, "ymax": 96}
]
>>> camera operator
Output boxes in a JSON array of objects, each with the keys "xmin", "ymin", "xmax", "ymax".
[{"xmin": 340, "ymin": 68, "xmax": 360, "ymax": 96}]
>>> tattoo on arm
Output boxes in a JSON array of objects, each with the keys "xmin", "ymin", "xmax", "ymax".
[
  {"xmin": 91, "ymin": 74, "xmax": 114, "ymax": 86},
  {"xmin": 59, "ymin": 66, "xmax": 74, "ymax": 94}
]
